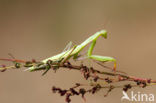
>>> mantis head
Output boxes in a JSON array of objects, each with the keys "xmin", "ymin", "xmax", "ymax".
[{"xmin": 98, "ymin": 30, "xmax": 107, "ymax": 39}]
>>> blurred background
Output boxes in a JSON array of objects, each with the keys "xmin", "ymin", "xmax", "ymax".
[{"xmin": 0, "ymin": 0, "xmax": 156, "ymax": 103}]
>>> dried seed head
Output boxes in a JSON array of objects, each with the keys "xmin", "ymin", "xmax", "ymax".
[
  {"xmin": 90, "ymin": 67, "xmax": 95, "ymax": 73},
  {"xmin": 93, "ymin": 76, "xmax": 99, "ymax": 82},
  {"xmin": 141, "ymin": 82, "xmax": 147, "ymax": 88},
  {"xmin": 147, "ymin": 79, "xmax": 151, "ymax": 83},
  {"xmin": 105, "ymin": 77, "xmax": 112, "ymax": 83},
  {"xmin": 79, "ymin": 88, "xmax": 86, "ymax": 97},
  {"xmin": 123, "ymin": 84, "xmax": 132, "ymax": 92},
  {"xmin": 52, "ymin": 86, "xmax": 60, "ymax": 93},
  {"xmin": 59, "ymin": 90, "xmax": 67, "ymax": 96},
  {"xmin": 65, "ymin": 93, "xmax": 71, "ymax": 103},
  {"xmin": 32, "ymin": 59, "xmax": 36, "ymax": 63},
  {"xmin": 0, "ymin": 65, "xmax": 6, "ymax": 72},
  {"xmin": 15, "ymin": 62, "xmax": 21, "ymax": 68},
  {"xmin": 70, "ymin": 88, "xmax": 79, "ymax": 95}
]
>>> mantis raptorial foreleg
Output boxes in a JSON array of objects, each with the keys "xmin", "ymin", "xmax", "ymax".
[{"xmin": 87, "ymin": 40, "xmax": 116, "ymax": 71}]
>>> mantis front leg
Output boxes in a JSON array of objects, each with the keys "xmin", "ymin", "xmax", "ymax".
[{"xmin": 87, "ymin": 40, "xmax": 117, "ymax": 71}]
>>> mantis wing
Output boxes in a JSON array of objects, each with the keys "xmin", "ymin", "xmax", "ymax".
[{"xmin": 62, "ymin": 41, "xmax": 73, "ymax": 52}]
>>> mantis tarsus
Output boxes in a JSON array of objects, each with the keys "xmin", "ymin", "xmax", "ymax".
[
  {"xmin": 28, "ymin": 30, "xmax": 116, "ymax": 72},
  {"xmin": 0, "ymin": 30, "xmax": 116, "ymax": 75}
]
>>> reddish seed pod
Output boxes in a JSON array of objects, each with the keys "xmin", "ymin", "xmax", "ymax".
[
  {"xmin": 93, "ymin": 76, "xmax": 99, "ymax": 82},
  {"xmin": 70, "ymin": 88, "xmax": 79, "ymax": 95},
  {"xmin": 90, "ymin": 67, "xmax": 95, "ymax": 73},
  {"xmin": 79, "ymin": 88, "xmax": 86, "ymax": 98},
  {"xmin": 147, "ymin": 79, "xmax": 151, "ymax": 83},
  {"xmin": 59, "ymin": 90, "xmax": 67, "ymax": 96},
  {"xmin": 32, "ymin": 59, "xmax": 36, "ymax": 63},
  {"xmin": 52, "ymin": 86, "xmax": 60, "ymax": 93},
  {"xmin": 123, "ymin": 84, "xmax": 132, "ymax": 92},
  {"xmin": 105, "ymin": 77, "xmax": 112, "ymax": 83},
  {"xmin": 141, "ymin": 82, "xmax": 147, "ymax": 88},
  {"xmin": 1, "ymin": 69, "xmax": 6, "ymax": 72},
  {"xmin": 65, "ymin": 93, "xmax": 71, "ymax": 103},
  {"xmin": 0, "ymin": 64, "xmax": 6, "ymax": 72}
]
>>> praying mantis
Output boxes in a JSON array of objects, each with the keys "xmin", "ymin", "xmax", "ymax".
[
  {"xmin": 0, "ymin": 30, "xmax": 116, "ymax": 75},
  {"xmin": 28, "ymin": 30, "xmax": 116, "ymax": 73}
]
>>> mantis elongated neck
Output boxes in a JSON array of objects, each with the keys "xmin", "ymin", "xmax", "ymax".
[
  {"xmin": 72, "ymin": 30, "xmax": 107, "ymax": 54},
  {"xmin": 79, "ymin": 30, "xmax": 107, "ymax": 47}
]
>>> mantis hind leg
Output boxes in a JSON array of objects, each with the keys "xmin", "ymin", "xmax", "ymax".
[{"xmin": 87, "ymin": 40, "xmax": 117, "ymax": 71}]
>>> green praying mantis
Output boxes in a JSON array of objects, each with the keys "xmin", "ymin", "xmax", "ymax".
[
  {"xmin": 0, "ymin": 30, "xmax": 116, "ymax": 75},
  {"xmin": 28, "ymin": 30, "xmax": 116, "ymax": 73}
]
